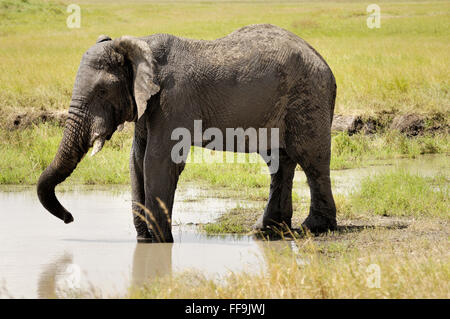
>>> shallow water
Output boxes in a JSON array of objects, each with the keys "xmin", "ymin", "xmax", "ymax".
[
  {"xmin": 296, "ymin": 154, "xmax": 449, "ymax": 196},
  {"xmin": 0, "ymin": 185, "xmax": 273, "ymax": 298},
  {"xmin": 0, "ymin": 154, "xmax": 447, "ymax": 298}
]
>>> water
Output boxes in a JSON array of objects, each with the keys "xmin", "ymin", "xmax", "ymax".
[
  {"xmin": 296, "ymin": 154, "xmax": 449, "ymax": 196},
  {"xmin": 0, "ymin": 155, "xmax": 447, "ymax": 298},
  {"xmin": 0, "ymin": 185, "xmax": 271, "ymax": 298}
]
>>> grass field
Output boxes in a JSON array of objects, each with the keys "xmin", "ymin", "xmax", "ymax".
[
  {"xmin": 0, "ymin": 0, "xmax": 449, "ymax": 185},
  {"xmin": 0, "ymin": 122, "xmax": 448, "ymax": 185},
  {"xmin": 0, "ymin": 0, "xmax": 449, "ymax": 115}
]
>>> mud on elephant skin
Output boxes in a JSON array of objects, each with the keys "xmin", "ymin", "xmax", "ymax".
[{"xmin": 37, "ymin": 24, "xmax": 338, "ymax": 242}]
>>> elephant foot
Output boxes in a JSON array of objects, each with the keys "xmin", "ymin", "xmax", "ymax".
[
  {"xmin": 136, "ymin": 232, "xmax": 174, "ymax": 243},
  {"xmin": 159, "ymin": 235, "xmax": 174, "ymax": 243},
  {"xmin": 252, "ymin": 216, "xmax": 266, "ymax": 231},
  {"xmin": 301, "ymin": 213, "xmax": 337, "ymax": 234},
  {"xmin": 252, "ymin": 214, "xmax": 293, "ymax": 235},
  {"xmin": 252, "ymin": 216, "xmax": 297, "ymax": 241},
  {"xmin": 136, "ymin": 227, "xmax": 153, "ymax": 243},
  {"xmin": 252, "ymin": 215, "xmax": 283, "ymax": 231},
  {"xmin": 147, "ymin": 230, "xmax": 174, "ymax": 243},
  {"xmin": 136, "ymin": 236, "xmax": 153, "ymax": 243}
]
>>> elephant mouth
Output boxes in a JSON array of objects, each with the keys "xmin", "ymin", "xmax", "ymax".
[
  {"xmin": 90, "ymin": 137, "xmax": 105, "ymax": 157},
  {"xmin": 89, "ymin": 128, "xmax": 116, "ymax": 157}
]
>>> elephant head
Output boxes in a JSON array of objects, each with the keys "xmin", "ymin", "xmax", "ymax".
[{"xmin": 37, "ymin": 35, "xmax": 160, "ymax": 223}]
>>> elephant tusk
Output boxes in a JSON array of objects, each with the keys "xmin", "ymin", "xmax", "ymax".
[{"xmin": 90, "ymin": 138, "xmax": 105, "ymax": 157}]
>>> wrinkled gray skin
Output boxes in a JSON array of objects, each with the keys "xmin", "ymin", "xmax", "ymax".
[{"xmin": 37, "ymin": 24, "xmax": 337, "ymax": 243}]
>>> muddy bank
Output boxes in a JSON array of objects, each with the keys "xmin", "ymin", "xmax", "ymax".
[
  {"xmin": 2, "ymin": 109, "xmax": 68, "ymax": 129},
  {"xmin": 2, "ymin": 109, "xmax": 449, "ymax": 136},
  {"xmin": 332, "ymin": 111, "xmax": 449, "ymax": 136}
]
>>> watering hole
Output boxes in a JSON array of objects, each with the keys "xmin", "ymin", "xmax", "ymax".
[{"xmin": 0, "ymin": 155, "xmax": 447, "ymax": 298}]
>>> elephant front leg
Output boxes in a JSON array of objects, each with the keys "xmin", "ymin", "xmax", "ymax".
[
  {"xmin": 130, "ymin": 129, "xmax": 152, "ymax": 243},
  {"xmin": 143, "ymin": 152, "xmax": 184, "ymax": 243}
]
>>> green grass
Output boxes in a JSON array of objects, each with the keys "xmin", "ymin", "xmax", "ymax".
[
  {"xmin": 180, "ymin": 148, "xmax": 268, "ymax": 189},
  {"xmin": 349, "ymin": 171, "xmax": 449, "ymax": 218},
  {"xmin": 203, "ymin": 170, "xmax": 449, "ymax": 234},
  {"xmin": 0, "ymin": 122, "xmax": 448, "ymax": 185},
  {"xmin": 0, "ymin": 0, "xmax": 449, "ymax": 115},
  {"xmin": 0, "ymin": 123, "xmax": 131, "ymax": 184},
  {"xmin": 331, "ymin": 131, "xmax": 449, "ymax": 169},
  {"xmin": 202, "ymin": 204, "xmax": 259, "ymax": 234}
]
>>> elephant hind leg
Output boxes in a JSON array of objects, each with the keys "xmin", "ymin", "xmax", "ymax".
[
  {"xmin": 285, "ymin": 118, "xmax": 337, "ymax": 233},
  {"xmin": 299, "ymin": 159, "xmax": 336, "ymax": 233},
  {"xmin": 253, "ymin": 149, "xmax": 297, "ymax": 230}
]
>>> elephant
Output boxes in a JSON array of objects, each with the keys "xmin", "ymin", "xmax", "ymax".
[{"xmin": 37, "ymin": 24, "xmax": 337, "ymax": 243}]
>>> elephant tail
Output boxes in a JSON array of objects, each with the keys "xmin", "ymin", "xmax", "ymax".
[{"xmin": 329, "ymin": 77, "xmax": 337, "ymax": 126}]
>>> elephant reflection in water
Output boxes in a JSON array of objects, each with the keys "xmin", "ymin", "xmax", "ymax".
[
  {"xmin": 37, "ymin": 240, "xmax": 302, "ymax": 297},
  {"xmin": 131, "ymin": 240, "xmax": 306, "ymax": 287},
  {"xmin": 131, "ymin": 241, "xmax": 303, "ymax": 289},
  {"xmin": 37, "ymin": 253, "xmax": 81, "ymax": 298},
  {"xmin": 37, "ymin": 244, "xmax": 173, "ymax": 297},
  {"xmin": 131, "ymin": 243, "xmax": 173, "ymax": 288}
]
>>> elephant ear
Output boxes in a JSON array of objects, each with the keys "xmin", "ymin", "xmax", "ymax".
[
  {"xmin": 96, "ymin": 35, "xmax": 111, "ymax": 43},
  {"xmin": 113, "ymin": 36, "xmax": 160, "ymax": 120}
]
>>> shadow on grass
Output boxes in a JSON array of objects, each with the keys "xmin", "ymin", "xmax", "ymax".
[{"xmin": 252, "ymin": 223, "xmax": 409, "ymax": 241}]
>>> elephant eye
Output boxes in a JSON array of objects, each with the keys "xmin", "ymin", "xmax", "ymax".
[{"xmin": 97, "ymin": 87, "xmax": 108, "ymax": 96}]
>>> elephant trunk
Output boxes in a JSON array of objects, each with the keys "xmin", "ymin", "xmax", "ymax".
[{"xmin": 37, "ymin": 105, "xmax": 90, "ymax": 223}]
